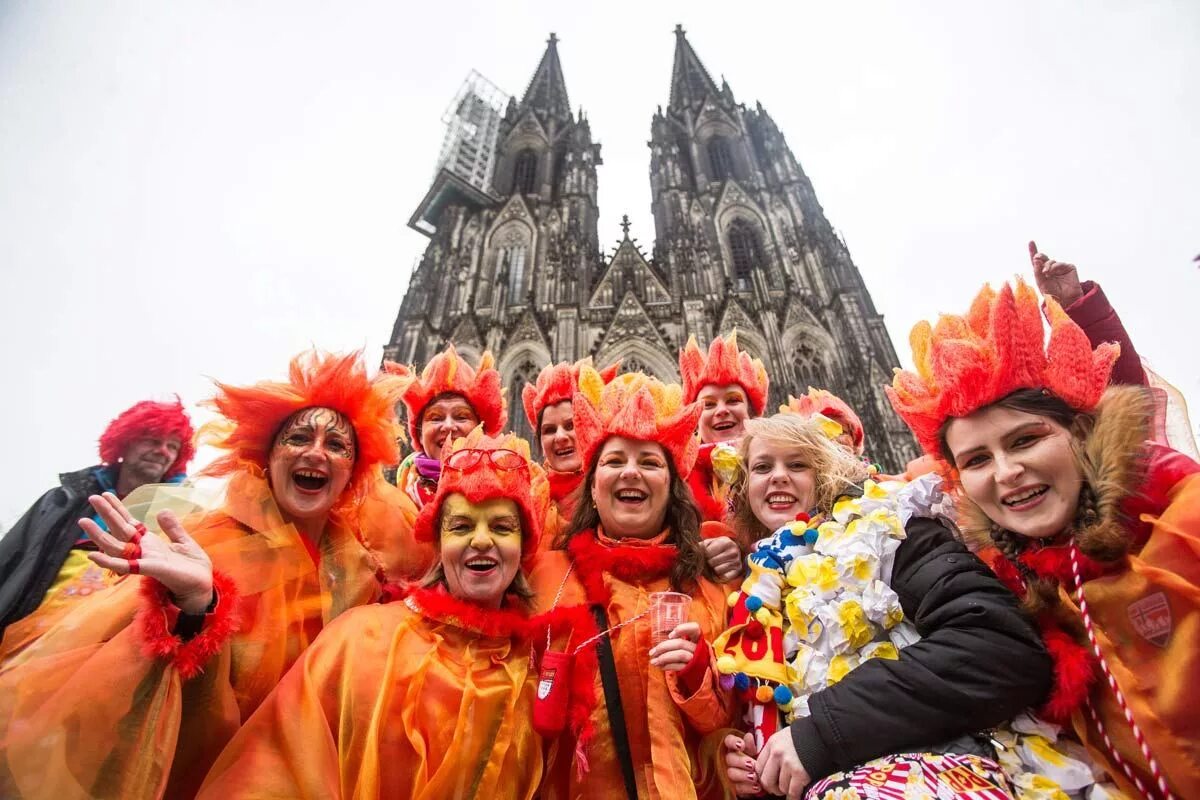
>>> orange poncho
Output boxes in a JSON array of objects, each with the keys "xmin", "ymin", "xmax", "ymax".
[
  {"xmin": 0, "ymin": 472, "xmax": 390, "ymax": 800},
  {"xmin": 531, "ymin": 530, "xmax": 734, "ymax": 800},
  {"xmin": 198, "ymin": 587, "xmax": 548, "ymax": 800}
]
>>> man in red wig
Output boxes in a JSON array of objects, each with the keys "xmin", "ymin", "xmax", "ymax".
[{"xmin": 0, "ymin": 398, "xmax": 194, "ymax": 638}]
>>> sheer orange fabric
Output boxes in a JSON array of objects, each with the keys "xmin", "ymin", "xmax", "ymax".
[
  {"xmin": 199, "ymin": 587, "xmax": 546, "ymax": 800},
  {"xmin": 530, "ymin": 531, "xmax": 735, "ymax": 800},
  {"xmin": 0, "ymin": 472, "xmax": 390, "ymax": 799},
  {"xmin": 1069, "ymin": 472, "xmax": 1200, "ymax": 798}
]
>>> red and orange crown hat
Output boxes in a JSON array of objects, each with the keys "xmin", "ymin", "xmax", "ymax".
[
  {"xmin": 413, "ymin": 427, "xmax": 549, "ymax": 562},
  {"xmin": 99, "ymin": 397, "xmax": 196, "ymax": 478},
  {"xmin": 886, "ymin": 279, "xmax": 1119, "ymax": 458},
  {"xmin": 679, "ymin": 331, "xmax": 770, "ymax": 415},
  {"xmin": 199, "ymin": 350, "xmax": 404, "ymax": 523},
  {"xmin": 399, "ymin": 345, "xmax": 507, "ymax": 448},
  {"xmin": 780, "ymin": 388, "xmax": 865, "ymax": 454},
  {"xmin": 521, "ymin": 357, "xmax": 621, "ymax": 431},
  {"xmin": 572, "ymin": 365, "xmax": 704, "ymax": 478}
]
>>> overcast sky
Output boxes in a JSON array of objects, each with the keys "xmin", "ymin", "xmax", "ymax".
[{"xmin": 2, "ymin": 1, "xmax": 1197, "ymax": 528}]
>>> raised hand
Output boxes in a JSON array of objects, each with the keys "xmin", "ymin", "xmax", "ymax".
[
  {"xmin": 648, "ymin": 621, "xmax": 702, "ymax": 672},
  {"xmin": 724, "ymin": 731, "xmax": 764, "ymax": 797},
  {"xmin": 757, "ymin": 726, "xmax": 811, "ymax": 800},
  {"xmin": 81, "ymin": 492, "xmax": 214, "ymax": 614},
  {"xmin": 702, "ymin": 536, "xmax": 745, "ymax": 583},
  {"xmin": 1029, "ymin": 240, "xmax": 1084, "ymax": 307}
]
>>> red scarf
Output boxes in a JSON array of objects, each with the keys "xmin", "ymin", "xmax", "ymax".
[
  {"xmin": 567, "ymin": 528, "xmax": 678, "ymax": 605},
  {"xmin": 405, "ymin": 585, "xmax": 529, "ymax": 640}
]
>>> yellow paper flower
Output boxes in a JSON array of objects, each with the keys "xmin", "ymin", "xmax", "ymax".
[
  {"xmin": 786, "ymin": 554, "xmax": 840, "ymax": 595},
  {"xmin": 810, "ymin": 412, "xmax": 845, "ymax": 441},
  {"xmin": 861, "ymin": 641, "xmax": 899, "ymax": 661},
  {"xmin": 836, "ymin": 600, "xmax": 873, "ymax": 650},
  {"xmin": 826, "ymin": 654, "xmax": 856, "ymax": 684}
]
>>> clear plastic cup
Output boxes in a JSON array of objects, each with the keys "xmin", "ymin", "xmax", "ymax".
[{"xmin": 649, "ymin": 591, "xmax": 690, "ymax": 646}]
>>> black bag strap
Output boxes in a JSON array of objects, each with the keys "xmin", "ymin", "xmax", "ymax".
[{"xmin": 591, "ymin": 604, "xmax": 639, "ymax": 800}]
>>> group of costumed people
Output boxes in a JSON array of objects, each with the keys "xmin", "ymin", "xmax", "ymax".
[{"xmin": 0, "ymin": 245, "xmax": 1196, "ymax": 800}]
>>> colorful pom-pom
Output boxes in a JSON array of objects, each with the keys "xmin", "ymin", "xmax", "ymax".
[
  {"xmin": 774, "ymin": 684, "xmax": 794, "ymax": 705},
  {"xmin": 727, "ymin": 591, "xmax": 739, "ymax": 607},
  {"xmin": 734, "ymin": 672, "xmax": 750, "ymax": 691},
  {"xmin": 755, "ymin": 685, "xmax": 775, "ymax": 703},
  {"xmin": 719, "ymin": 673, "xmax": 736, "ymax": 691},
  {"xmin": 794, "ymin": 511, "xmax": 810, "ymax": 523},
  {"xmin": 754, "ymin": 608, "xmax": 772, "ymax": 626},
  {"xmin": 716, "ymin": 654, "xmax": 737, "ymax": 674},
  {"xmin": 745, "ymin": 619, "xmax": 765, "ymax": 640},
  {"xmin": 745, "ymin": 595, "xmax": 763, "ymax": 613}
]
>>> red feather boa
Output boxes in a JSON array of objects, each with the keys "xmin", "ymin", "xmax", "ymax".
[
  {"xmin": 567, "ymin": 529, "xmax": 678, "ymax": 604},
  {"xmin": 686, "ymin": 445, "xmax": 728, "ymax": 522},
  {"xmin": 405, "ymin": 585, "xmax": 530, "ymax": 639},
  {"xmin": 136, "ymin": 571, "xmax": 242, "ymax": 680}
]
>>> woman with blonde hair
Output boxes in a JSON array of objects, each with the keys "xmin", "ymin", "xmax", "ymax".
[{"xmin": 719, "ymin": 412, "xmax": 1051, "ymax": 799}]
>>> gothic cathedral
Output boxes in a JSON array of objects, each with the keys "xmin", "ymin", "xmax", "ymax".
[{"xmin": 383, "ymin": 27, "xmax": 919, "ymax": 470}]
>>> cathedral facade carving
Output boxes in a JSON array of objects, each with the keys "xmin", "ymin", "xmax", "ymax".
[{"xmin": 384, "ymin": 28, "xmax": 919, "ymax": 469}]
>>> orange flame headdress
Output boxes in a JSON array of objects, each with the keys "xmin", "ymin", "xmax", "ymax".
[
  {"xmin": 200, "ymin": 350, "xmax": 404, "ymax": 521},
  {"xmin": 572, "ymin": 366, "xmax": 703, "ymax": 478},
  {"xmin": 886, "ymin": 279, "xmax": 1119, "ymax": 457},
  {"xmin": 679, "ymin": 331, "xmax": 770, "ymax": 415},
  {"xmin": 780, "ymin": 388, "xmax": 865, "ymax": 454},
  {"xmin": 413, "ymin": 427, "xmax": 549, "ymax": 561},
  {"xmin": 522, "ymin": 358, "xmax": 621, "ymax": 431},
  {"xmin": 399, "ymin": 345, "xmax": 507, "ymax": 448}
]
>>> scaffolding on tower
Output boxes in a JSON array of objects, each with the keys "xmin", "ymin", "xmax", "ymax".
[{"xmin": 435, "ymin": 70, "xmax": 509, "ymax": 194}]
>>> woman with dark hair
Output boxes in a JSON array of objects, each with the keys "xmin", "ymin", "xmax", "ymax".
[
  {"xmin": 393, "ymin": 344, "xmax": 507, "ymax": 508},
  {"xmin": 531, "ymin": 367, "xmax": 734, "ymax": 800},
  {"xmin": 888, "ymin": 279, "xmax": 1200, "ymax": 799},
  {"xmin": 718, "ymin": 413, "xmax": 1052, "ymax": 800},
  {"xmin": 199, "ymin": 429, "xmax": 590, "ymax": 799}
]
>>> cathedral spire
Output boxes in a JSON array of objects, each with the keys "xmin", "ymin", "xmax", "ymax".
[
  {"xmin": 519, "ymin": 32, "xmax": 572, "ymax": 121},
  {"xmin": 669, "ymin": 24, "xmax": 721, "ymax": 111}
]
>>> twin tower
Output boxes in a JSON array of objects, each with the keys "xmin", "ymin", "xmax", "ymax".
[{"xmin": 384, "ymin": 27, "xmax": 918, "ymax": 468}]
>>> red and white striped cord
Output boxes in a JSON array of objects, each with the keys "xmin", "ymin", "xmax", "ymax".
[{"xmin": 1068, "ymin": 543, "xmax": 1175, "ymax": 800}]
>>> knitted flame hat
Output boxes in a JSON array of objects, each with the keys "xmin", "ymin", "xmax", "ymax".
[
  {"xmin": 572, "ymin": 366, "xmax": 704, "ymax": 478},
  {"xmin": 413, "ymin": 426, "xmax": 549, "ymax": 561},
  {"xmin": 886, "ymin": 279, "xmax": 1119, "ymax": 458},
  {"xmin": 200, "ymin": 350, "xmax": 405, "ymax": 522},
  {"xmin": 522, "ymin": 357, "xmax": 621, "ymax": 431},
  {"xmin": 780, "ymin": 388, "xmax": 865, "ymax": 454},
  {"xmin": 400, "ymin": 345, "xmax": 507, "ymax": 447},
  {"xmin": 679, "ymin": 331, "xmax": 770, "ymax": 415},
  {"xmin": 99, "ymin": 397, "xmax": 196, "ymax": 478}
]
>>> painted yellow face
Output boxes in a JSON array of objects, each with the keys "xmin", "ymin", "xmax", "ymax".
[{"xmin": 438, "ymin": 493, "xmax": 523, "ymax": 608}]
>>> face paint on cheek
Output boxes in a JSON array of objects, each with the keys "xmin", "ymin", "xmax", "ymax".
[{"xmin": 276, "ymin": 407, "xmax": 357, "ymax": 461}]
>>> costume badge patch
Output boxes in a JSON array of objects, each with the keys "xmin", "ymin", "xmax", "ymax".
[
  {"xmin": 537, "ymin": 667, "xmax": 556, "ymax": 700},
  {"xmin": 1127, "ymin": 591, "xmax": 1172, "ymax": 647}
]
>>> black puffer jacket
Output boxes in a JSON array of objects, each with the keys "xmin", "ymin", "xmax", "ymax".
[
  {"xmin": 0, "ymin": 466, "xmax": 104, "ymax": 638},
  {"xmin": 790, "ymin": 516, "xmax": 1052, "ymax": 781}
]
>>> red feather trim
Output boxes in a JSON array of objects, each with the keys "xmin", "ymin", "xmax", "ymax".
[
  {"xmin": 686, "ymin": 459, "xmax": 727, "ymax": 522},
  {"xmin": 406, "ymin": 585, "xmax": 530, "ymax": 639},
  {"xmin": 567, "ymin": 530, "xmax": 678, "ymax": 604},
  {"xmin": 1036, "ymin": 621, "xmax": 1097, "ymax": 723},
  {"xmin": 547, "ymin": 469, "xmax": 583, "ymax": 505},
  {"xmin": 1018, "ymin": 544, "xmax": 1107, "ymax": 585},
  {"xmin": 980, "ymin": 547, "xmax": 1026, "ymax": 596},
  {"xmin": 135, "ymin": 571, "xmax": 242, "ymax": 680}
]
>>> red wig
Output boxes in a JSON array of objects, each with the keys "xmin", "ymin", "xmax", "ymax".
[
  {"xmin": 200, "ymin": 350, "xmax": 403, "ymax": 523},
  {"xmin": 98, "ymin": 397, "xmax": 195, "ymax": 478}
]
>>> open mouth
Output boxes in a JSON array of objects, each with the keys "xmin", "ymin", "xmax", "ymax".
[
  {"xmin": 553, "ymin": 445, "xmax": 576, "ymax": 458},
  {"xmin": 292, "ymin": 469, "xmax": 330, "ymax": 493},
  {"xmin": 765, "ymin": 492, "xmax": 798, "ymax": 510},
  {"xmin": 1002, "ymin": 485, "xmax": 1049, "ymax": 509},
  {"xmin": 465, "ymin": 556, "xmax": 498, "ymax": 575},
  {"xmin": 712, "ymin": 420, "xmax": 736, "ymax": 432},
  {"xmin": 615, "ymin": 488, "xmax": 647, "ymax": 505}
]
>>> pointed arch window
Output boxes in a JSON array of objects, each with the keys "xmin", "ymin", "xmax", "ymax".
[
  {"xmin": 707, "ymin": 136, "xmax": 734, "ymax": 182},
  {"xmin": 506, "ymin": 245, "xmax": 527, "ymax": 303},
  {"xmin": 793, "ymin": 341, "xmax": 831, "ymax": 391},
  {"xmin": 508, "ymin": 359, "xmax": 540, "ymax": 447},
  {"xmin": 512, "ymin": 149, "xmax": 538, "ymax": 195},
  {"xmin": 727, "ymin": 219, "xmax": 763, "ymax": 290}
]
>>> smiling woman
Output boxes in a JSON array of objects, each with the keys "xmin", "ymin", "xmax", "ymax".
[
  {"xmin": 0, "ymin": 350, "xmax": 413, "ymax": 799},
  {"xmin": 198, "ymin": 428, "xmax": 595, "ymax": 800},
  {"xmin": 888, "ymin": 279, "xmax": 1200, "ymax": 798}
]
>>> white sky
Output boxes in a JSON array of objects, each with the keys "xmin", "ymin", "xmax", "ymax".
[{"xmin": 2, "ymin": 1, "xmax": 1197, "ymax": 528}]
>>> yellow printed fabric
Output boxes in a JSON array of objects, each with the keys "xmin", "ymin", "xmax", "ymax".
[
  {"xmin": 0, "ymin": 472, "xmax": 390, "ymax": 800},
  {"xmin": 198, "ymin": 592, "xmax": 544, "ymax": 800}
]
